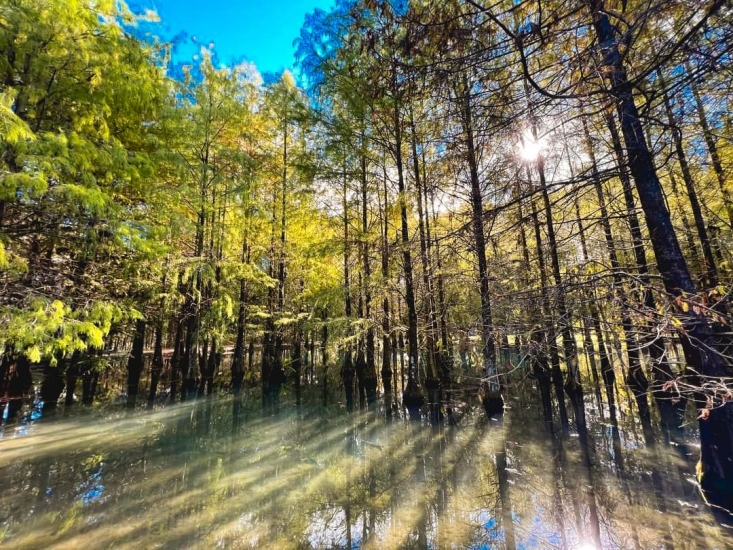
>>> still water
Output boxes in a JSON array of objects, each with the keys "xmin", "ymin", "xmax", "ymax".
[{"xmin": 0, "ymin": 386, "xmax": 730, "ymax": 549}]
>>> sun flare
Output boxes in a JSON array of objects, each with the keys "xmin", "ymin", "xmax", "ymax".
[{"xmin": 517, "ymin": 132, "xmax": 546, "ymax": 162}]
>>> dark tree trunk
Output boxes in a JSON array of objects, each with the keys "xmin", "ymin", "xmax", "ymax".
[
  {"xmin": 581, "ymin": 115, "xmax": 653, "ymax": 443},
  {"xmin": 205, "ymin": 339, "xmax": 218, "ymax": 396},
  {"xmin": 588, "ymin": 0, "xmax": 733, "ymax": 509},
  {"xmin": 321, "ymin": 316, "xmax": 329, "ymax": 408},
  {"xmin": 658, "ymin": 69, "xmax": 718, "ymax": 288},
  {"xmin": 410, "ymin": 110, "xmax": 440, "ymax": 390},
  {"xmin": 292, "ymin": 334, "xmax": 302, "ymax": 407},
  {"xmin": 64, "ymin": 351, "xmax": 80, "ymax": 408},
  {"xmin": 517, "ymin": 185, "xmax": 555, "ymax": 429},
  {"xmin": 6, "ymin": 355, "xmax": 32, "ymax": 421},
  {"xmin": 380, "ymin": 161, "xmax": 393, "ymax": 419},
  {"xmin": 169, "ymin": 317, "xmax": 184, "ymax": 403},
  {"xmin": 686, "ymin": 63, "xmax": 733, "ymax": 226},
  {"xmin": 394, "ymin": 95, "xmax": 423, "ymax": 418},
  {"xmin": 530, "ymin": 194, "xmax": 569, "ymax": 431},
  {"xmin": 342, "ymin": 161, "xmax": 356, "ymax": 413},
  {"xmin": 183, "ymin": 299, "xmax": 199, "ymax": 401},
  {"xmin": 40, "ymin": 358, "xmax": 65, "ymax": 415},
  {"xmin": 360, "ymin": 150, "xmax": 378, "ymax": 405},
  {"xmin": 232, "ymin": 241, "xmax": 249, "ymax": 397},
  {"xmin": 604, "ymin": 108, "xmax": 682, "ymax": 436},
  {"xmin": 148, "ymin": 320, "xmax": 164, "ymax": 406},
  {"xmin": 572, "ymin": 196, "xmax": 604, "ymax": 411},
  {"xmin": 461, "ymin": 75, "xmax": 502, "ymax": 417},
  {"xmin": 126, "ymin": 319, "xmax": 146, "ymax": 409},
  {"xmin": 535, "ymin": 152, "xmax": 583, "ymax": 425}
]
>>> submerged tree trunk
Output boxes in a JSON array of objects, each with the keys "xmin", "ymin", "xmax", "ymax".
[
  {"xmin": 169, "ymin": 317, "xmax": 184, "ymax": 403},
  {"xmin": 232, "ymin": 240, "xmax": 249, "ymax": 399},
  {"xmin": 535, "ymin": 150, "xmax": 583, "ymax": 429},
  {"xmin": 342, "ymin": 160, "xmax": 355, "ymax": 413},
  {"xmin": 581, "ymin": 115, "xmax": 654, "ymax": 443},
  {"xmin": 393, "ymin": 80, "xmax": 423, "ymax": 418},
  {"xmin": 40, "ymin": 357, "xmax": 65, "ymax": 415},
  {"xmin": 126, "ymin": 319, "xmax": 146, "ymax": 410},
  {"xmin": 360, "ymin": 149, "xmax": 378, "ymax": 406},
  {"xmin": 603, "ymin": 108, "xmax": 683, "ymax": 438},
  {"xmin": 410, "ymin": 108, "xmax": 441, "ymax": 422},
  {"xmin": 148, "ymin": 320, "xmax": 164, "ymax": 407},
  {"xmin": 380, "ymin": 160, "xmax": 393, "ymax": 419},
  {"xmin": 5, "ymin": 355, "xmax": 32, "ymax": 421},
  {"xmin": 461, "ymin": 75, "xmax": 503, "ymax": 417},
  {"xmin": 529, "ymin": 179, "xmax": 569, "ymax": 431},
  {"xmin": 64, "ymin": 351, "xmax": 80, "ymax": 409},
  {"xmin": 321, "ymin": 313, "xmax": 329, "ymax": 408}
]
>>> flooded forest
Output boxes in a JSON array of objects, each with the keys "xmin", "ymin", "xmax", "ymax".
[{"xmin": 1, "ymin": 0, "xmax": 733, "ymax": 548}]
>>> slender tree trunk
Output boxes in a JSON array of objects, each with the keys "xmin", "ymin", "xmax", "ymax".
[
  {"xmin": 64, "ymin": 351, "xmax": 80, "ymax": 408},
  {"xmin": 169, "ymin": 316, "xmax": 184, "ymax": 403},
  {"xmin": 603, "ymin": 108, "xmax": 683, "ymax": 436},
  {"xmin": 148, "ymin": 319, "xmax": 164, "ymax": 406},
  {"xmin": 321, "ymin": 311, "xmax": 329, "ymax": 408},
  {"xmin": 581, "ymin": 115, "xmax": 653, "ymax": 442},
  {"xmin": 393, "ymin": 81, "xmax": 423, "ymax": 418},
  {"xmin": 657, "ymin": 69, "xmax": 718, "ymax": 288},
  {"xmin": 360, "ymin": 148, "xmax": 378, "ymax": 405},
  {"xmin": 572, "ymin": 196, "xmax": 604, "ymax": 411},
  {"xmin": 380, "ymin": 159, "xmax": 393, "ymax": 418},
  {"xmin": 517, "ymin": 180, "xmax": 555, "ymax": 428},
  {"xmin": 535, "ymin": 152, "xmax": 582, "ymax": 420},
  {"xmin": 232, "ymin": 240, "xmax": 249, "ymax": 398},
  {"xmin": 126, "ymin": 319, "xmax": 146, "ymax": 409},
  {"xmin": 410, "ymin": 109, "xmax": 441, "ymax": 422},
  {"xmin": 461, "ymin": 75, "xmax": 503, "ymax": 416},
  {"xmin": 529, "ymin": 177, "xmax": 570, "ymax": 431},
  {"xmin": 292, "ymin": 333, "xmax": 302, "ymax": 407},
  {"xmin": 686, "ymin": 62, "xmax": 733, "ymax": 226},
  {"xmin": 40, "ymin": 356, "xmax": 64, "ymax": 415},
  {"xmin": 342, "ymin": 159, "xmax": 355, "ymax": 412}
]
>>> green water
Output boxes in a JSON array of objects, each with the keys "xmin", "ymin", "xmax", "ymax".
[{"xmin": 0, "ymin": 388, "xmax": 729, "ymax": 549}]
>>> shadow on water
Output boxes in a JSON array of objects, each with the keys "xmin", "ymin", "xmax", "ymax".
[{"xmin": 0, "ymin": 379, "xmax": 730, "ymax": 549}]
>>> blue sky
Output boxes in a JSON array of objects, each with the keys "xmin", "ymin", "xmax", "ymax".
[{"xmin": 134, "ymin": 0, "xmax": 334, "ymax": 75}]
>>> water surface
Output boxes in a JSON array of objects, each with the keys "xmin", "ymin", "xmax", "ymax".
[{"xmin": 0, "ymin": 388, "xmax": 729, "ymax": 549}]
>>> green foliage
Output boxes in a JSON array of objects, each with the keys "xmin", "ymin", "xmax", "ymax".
[{"xmin": 1, "ymin": 299, "xmax": 126, "ymax": 363}]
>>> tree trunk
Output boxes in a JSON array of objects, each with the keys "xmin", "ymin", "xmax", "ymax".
[
  {"xmin": 232, "ymin": 240, "xmax": 249, "ymax": 397},
  {"xmin": 393, "ymin": 82, "xmax": 423, "ymax": 418},
  {"xmin": 603, "ymin": 108, "xmax": 683, "ymax": 437},
  {"xmin": 360, "ymin": 149, "xmax": 378, "ymax": 405},
  {"xmin": 588, "ymin": 0, "xmax": 733, "ymax": 508},
  {"xmin": 380, "ymin": 159, "xmax": 393, "ymax": 419},
  {"xmin": 148, "ymin": 320, "xmax": 164, "ymax": 406},
  {"xmin": 530, "ymin": 182, "xmax": 569, "ymax": 431},
  {"xmin": 686, "ymin": 62, "xmax": 733, "ymax": 226},
  {"xmin": 461, "ymin": 75, "xmax": 503, "ymax": 417},
  {"xmin": 64, "ymin": 351, "xmax": 80, "ymax": 408},
  {"xmin": 410, "ymin": 109, "xmax": 441, "ymax": 422},
  {"xmin": 658, "ymin": 69, "xmax": 718, "ymax": 288},
  {"xmin": 342, "ymin": 160, "xmax": 356, "ymax": 412},
  {"xmin": 581, "ymin": 115, "xmax": 654, "ymax": 443},
  {"xmin": 126, "ymin": 319, "xmax": 146, "ymax": 409}
]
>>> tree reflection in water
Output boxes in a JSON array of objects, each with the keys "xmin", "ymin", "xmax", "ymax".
[{"xmin": 0, "ymin": 384, "xmax": 728, "ymax": 549}]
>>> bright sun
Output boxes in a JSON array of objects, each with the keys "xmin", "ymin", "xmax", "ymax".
[{"xmin": 517, "ymin": 132, "xmax": 546, "ymax": 162}]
